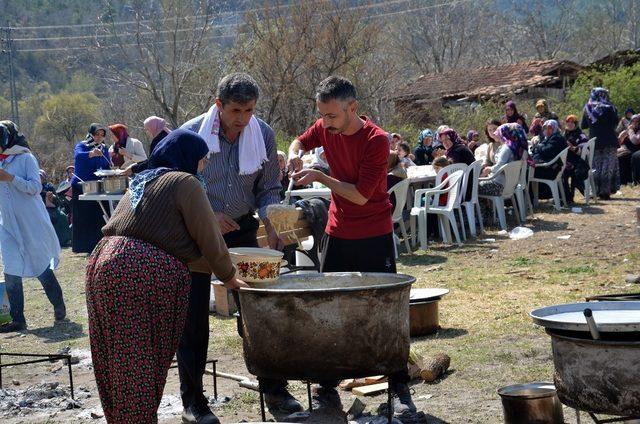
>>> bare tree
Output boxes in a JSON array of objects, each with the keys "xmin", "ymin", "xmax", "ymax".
[
  {"xmin": 96, "ymin": 0, "xmax": 226, "ymax": 127},
  {"xmin": 392, "ymin": 0, "xmax": 481, "ymax": 74},
  {"xmin": 512, "ymin": 0, "xmax": 578, "ymax": 60},
  {"xmin": 231, "ymin": 0, "xmax": 398, "ymax": 135}
]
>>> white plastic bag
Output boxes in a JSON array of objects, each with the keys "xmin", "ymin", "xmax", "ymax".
[{"xmin": 509, "ymin": 226, "xmax": 534, "ymax": 240}]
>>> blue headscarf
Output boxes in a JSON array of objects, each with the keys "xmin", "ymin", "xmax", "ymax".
[
  {"xmin": 129, "ymin": 129, "xmax": 209, "ymax": 209},
  {"xmin": 418, "ymin": 129, "xmax": 433, "ymax": 146},
  {"xmin": 584, "ymin": 87, "xmax": 617, "ymax": 124}
]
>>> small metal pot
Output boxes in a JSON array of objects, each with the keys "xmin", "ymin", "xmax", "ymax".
[
  {"xmin": 498, "ymin": 382, "xmax": 564, "ymax": 424},
  {"xmin": 102, "ymin": 176, "xmax": 128, "ymax": 194},
  {"xmin": 80, "ymin": 180, "xmax": 102, "ymax": 195}
]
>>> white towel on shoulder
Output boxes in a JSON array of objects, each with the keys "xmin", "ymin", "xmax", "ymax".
[{"xmin": 197, "ymin": 104, "xmax": 268, "ymax": 175}]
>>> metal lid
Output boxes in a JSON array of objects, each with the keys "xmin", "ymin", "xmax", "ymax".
[
  {"xmin": 410, "ymin": 288, "xmax": 449, "ymax": 302},
  {"xmin": 530, "ymin": 301, "xmax": 640, "ymax": 332}
]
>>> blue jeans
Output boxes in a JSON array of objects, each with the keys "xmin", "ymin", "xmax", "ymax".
[{"xmin": 4, "ymin": 267, "xmax": 66, "ymax": 324}]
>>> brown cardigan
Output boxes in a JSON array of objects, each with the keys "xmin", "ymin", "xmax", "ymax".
[{"xmin": 102, "ymin": 172, "xmax": 235, "ymax": 282}]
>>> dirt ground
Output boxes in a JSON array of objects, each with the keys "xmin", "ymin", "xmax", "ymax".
[{"xmin": 1, "ymin": 186, "xmax": 639, "ymax": 423}]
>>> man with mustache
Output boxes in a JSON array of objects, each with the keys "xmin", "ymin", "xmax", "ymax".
[{"xmin": 287, "ymin": 76, "xmax": 419, "ymax": 420}]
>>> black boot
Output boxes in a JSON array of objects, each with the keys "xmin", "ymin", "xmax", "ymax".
[
  {"xmin": 265, "ymin": 387, "xmax": 304, "ymax": 414},
  {"xmin": 181, "ymin": 404, "xmax": 220, "ymax": 424},
  {"xmin": 392, "ymin": 382, "xmax": 417, "ymax": 414},
  {"xmin": 0, "ymin": 321, "xmax": 27, "ymax": 333}
]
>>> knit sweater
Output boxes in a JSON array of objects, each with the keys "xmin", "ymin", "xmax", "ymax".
[{"xmin": 102, "ymin": 172, "xmax": 235, "ymax": 281}]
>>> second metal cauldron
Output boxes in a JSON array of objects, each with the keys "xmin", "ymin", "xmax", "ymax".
[{"xmin": 237, "ymin": 272, "xmax": 414, "ymax": 382}]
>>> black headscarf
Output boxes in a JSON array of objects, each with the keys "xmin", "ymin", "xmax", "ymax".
[
  {"xmin": 83, "ymin": 123, "xmax": 108, "ymax": 147},
  {"xmin": 0, "ymin": 120, "xmax": 29, "ymax": 151}
]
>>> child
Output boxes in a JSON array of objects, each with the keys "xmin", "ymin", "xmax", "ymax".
[{"xmin": 396, "ymin": 142, "xmax": 416, "ymax": 167}]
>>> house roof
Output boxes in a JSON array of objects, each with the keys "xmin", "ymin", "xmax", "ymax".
[
  {"xmin": 392, "ymin": 60, "xmax": 584, "ymax": 102},
  {"xmin": 591, "ymin": 49, "xmax": 640, "ymax": 68}
]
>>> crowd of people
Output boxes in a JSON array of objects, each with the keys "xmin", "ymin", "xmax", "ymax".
[
  {"xmin": 0, "ymin": 73, "xmax": 633, "ymax": 424},
  {"xmin": 387, "ymin": 88, "xmax": 628, "ymax": 206}
]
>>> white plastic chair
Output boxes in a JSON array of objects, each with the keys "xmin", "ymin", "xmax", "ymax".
[
  {"xmin": 437, "ymin": 163, "xmax": 468, "ymax": 240},
  {"xmin": 581, "ymin": 137, "xmax": 597, "ymax": 205},
  {"xmin": 461, "ymin": 160, "xmax": 484, "ymax": 237},
  {"xmin": 410, "ymin": 170, "xmax": 465, "ymax": 250},
  {"xmin": 478, "ymin": 161, "xmax": 522, "ymax": 231},
  {"xmin": 530, "ymin": 147, "xmax": 569, "ymax": 211},
  {"xmin": 514, "ymin": 150, "xmax": 532, "ymax": 222},
  {"xmin": 388, "ymin": 179, "xmax": 411, "ymax": 255}
]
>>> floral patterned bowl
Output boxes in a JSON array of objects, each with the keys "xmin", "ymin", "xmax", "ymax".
[{"xmin": 229, "ymin": 247, "xmax": 285, "ymax": 284}]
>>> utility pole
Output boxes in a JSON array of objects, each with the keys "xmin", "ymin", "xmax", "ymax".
[{"xmin": 2, "ymin": 26, "xmax": 20, "ymax": 127}]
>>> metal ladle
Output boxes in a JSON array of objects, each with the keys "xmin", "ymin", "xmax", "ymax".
[{"xmin": 583, "ymin": 308, "xmax": 601, "ymax": 340}]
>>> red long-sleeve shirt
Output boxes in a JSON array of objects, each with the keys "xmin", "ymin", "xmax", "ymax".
[{"xmin": 298, "ymin": 117, "xmax": 392, "ymax": 239}]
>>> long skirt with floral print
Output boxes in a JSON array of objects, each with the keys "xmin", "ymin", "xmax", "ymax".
[{"xmin": 86, "ymin": 236, "xmax": 191, "ymax": 424}]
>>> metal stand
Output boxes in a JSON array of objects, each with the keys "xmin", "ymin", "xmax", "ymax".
[
  {"xmin": 0, "ymin": 352, "xmax": 75, "ymax": 399},
  {"xmin": 576, "ymin": 409, "xmax": 640, "ymax": 423},
  {"xmin": 257, "ymin": 379, "xmax": 394, "ymax": 424},
  {"xmin": 170, "ymin": 359, "xmax": 218, "ymax": 400}
]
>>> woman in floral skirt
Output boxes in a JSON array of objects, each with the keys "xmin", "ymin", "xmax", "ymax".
[{"xmin": 86, "ymin": 129, "xmax": 246, "ymax": 423}]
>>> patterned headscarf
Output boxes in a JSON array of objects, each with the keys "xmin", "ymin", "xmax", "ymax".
[
  {"xmin": 466, "ymin": 130, "xmax": 479, "ymax": 142},
  {"xmin": 630, "ymin": 114, "xmax": 640, "ymax": 129},
  {"xmin": 440, "ymin": 129, "xmax": 463, "ymax": 150},
  {"xmin": 494, "ymin": 123, "xmax": 528, "ymax": 160},
  {"xmin": 584, "ymin": 87, "xmax": 617, "ymax": 124},
  {"xmin": 542, "ymin": 119, "xmax": 560, "ymax": 137},
  {"xmin": 418, "ymin": 129, "xmax": 433, "ymax": 146},
  {"xmin": 129, "ymin": 129, "xmax": 209, "ymax": 209}
]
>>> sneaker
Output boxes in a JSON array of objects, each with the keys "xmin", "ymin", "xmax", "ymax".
[
  {"xmin": 312, "ymin": 386, "xmax": 342, "ymax": 410},
  {"xmin": 181, "ymin": 404, "xmax": 220, "ymax": 424},
  {"xmin": 0, "ymin": 321, "xmax": 27, "ymax": 333},
  {"xmin": 392, "ymin": 382, "xmax": 417, "ymax": 414},
  {"xmin": 264, "ymin": 388, "xmax": 304, "ymax": 414}
]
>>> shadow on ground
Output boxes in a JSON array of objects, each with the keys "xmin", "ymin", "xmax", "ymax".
[{"xmin": 27, "ymin": 320, "xmax": 85, "ymax": 343}]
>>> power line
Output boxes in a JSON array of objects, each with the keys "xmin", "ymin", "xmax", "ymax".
[{"xmin": 8, "ymin": 0, "xmax": 473, "ymax": 53}]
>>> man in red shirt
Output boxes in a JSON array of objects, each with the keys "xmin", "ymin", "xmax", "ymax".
[{"xmin": 288, "ymin": 76, "xmax": 418, "ymax": 419}]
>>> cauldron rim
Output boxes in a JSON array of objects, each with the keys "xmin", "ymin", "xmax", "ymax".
[{"xmin": 238, "ymin": 272, "xmax": 415, "ymax": 295}]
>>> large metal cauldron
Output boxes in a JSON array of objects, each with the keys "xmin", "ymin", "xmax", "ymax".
[
  {"xmin": 237, "ymin": 272, "xmax": 414, "ymax": 381},
  {"xmin": 547, "ymin": 329, "xmax": 640, "ymax": 416}
]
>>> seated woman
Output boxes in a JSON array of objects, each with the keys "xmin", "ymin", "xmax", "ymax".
[
  {"xmin": 533, "ymin": 99, "xmax": 559, "ymax": 122},
  {"xmin": 616, "ymin": 107, "xmax": 635, "ymax": 134},
  {"xmin": 502, "ymin": 100, "xmax": 529, "ymax": 133},
  {"xmin": 414, "ymin": 129, "xmax": 434, "ymax": 165},
  {"xmin": 477, "ymin": 119, "xmax": 502, "ymax": 165},
  {"xmin": 435, "ymin": 129, "xmax": 475, "ymax": 165},
  {"xmin": 531, "ymin": 119, "xmax": 567, "ymax": 181},
  {"xmin": 478, "ymin": 123, "xmax": 528, "ymax": 196},
  {"xmin": 563, "ymin": 115, "xmax": 589, "ymax": 203},
  {"xmin": 86, "ymin": 129, "xmax": 247, "ymax": 423},
  {"xmin": 618, "ymin": 114, "xmax": 640, "ymax": 185}
]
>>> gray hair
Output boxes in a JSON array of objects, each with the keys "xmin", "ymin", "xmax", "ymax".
[
  {"xmin": 315, "ymin": 76, "xmax": 357, "ymax": 103},
  {"xmin": 217, "ymin": 73, "xmax": 260, "ymax": 106}
]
